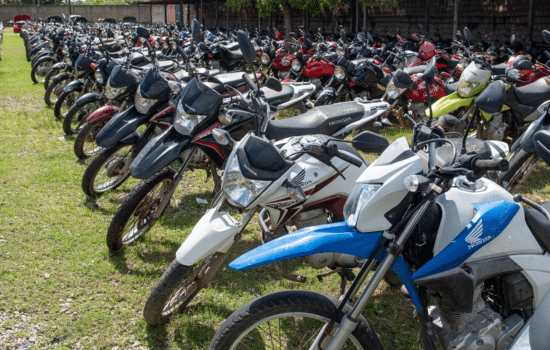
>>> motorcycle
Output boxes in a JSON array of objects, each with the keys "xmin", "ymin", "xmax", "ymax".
[{"xmin": 209, "ymin": 64, "xmax": 550, "ymax": 350}]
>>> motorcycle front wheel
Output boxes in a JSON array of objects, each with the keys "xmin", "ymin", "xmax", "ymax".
[
  {"xmin": 209, "ymin": 290, "xmax": 383, "ymax": 350},
  {"xmin": 54, "ymin": 90, "xmax": 79, "ymax": 120},
  {"xmin": 44, "ymin": 73, "xmax": 71, "ymax": 107},
  {"xmin": 143, "ymin": 253, "xmax": 228, "ymax": 326},
  {"xmin": 63, "ymin": 99, "xmax": 99, "ymax": 135},
  {"xmin": 73, "ymin": 121, "xmax": 106, "ymax": 160},
  {"xmin": 498, "ymin": 148, "xmax": 539, "ymax": 193},
  {"xmin": 31, "ymin": 57, "xmax": 54, "ymax": 84},
  {"xmin": 81, "ymin": 142, "xmax": 134, "ymax": 197},
  {"xmin": 106, "ymin": 167, "xmax": 175, "ymax": 253}
]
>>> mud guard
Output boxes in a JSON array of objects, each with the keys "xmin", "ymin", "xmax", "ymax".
[
  {"xmin": 96, "ymin": 105, "xmax": 149, "ymax": 148},
  {"xmin": 73, "ymin": 92, "xmax": 102, "ymax": 106},
  {"xmin": 63, "ymin": 79, "xmax": 84, "ymax": 93},
  {"xmin": 176, "ymin": 209, "xmax": 240, "ymax": 266},
  {"xmin": 52, "ymin": 62, "xmax": 68, "ymax": 70},
  {"xmin": 120, "ymin": 130, "xmax": 143, "ymax": 145},
  {"xmin": 86, "ymin": 104, "xmax": 120, "ymax": 124},
  {"xmin": 130, "ymin": 126, "xmax": 190, "ymax": 179},
  {"xmin": 229, "ymin": 221, "xmax": 423, "ymax": 311}
]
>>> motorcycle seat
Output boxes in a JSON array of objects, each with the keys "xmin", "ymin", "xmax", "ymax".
[
  {"xmin": 404, "ymin": 65, "xmax": 427, "ymax": 75},
  {"xmin": 219, "ymin": 45, "xmax": 244, "ymax": 60},
  {"xmin": 260, "ymin": 84, "xmax": 294, "ymax": 105},
  {"xmin": 266, "ymin": 102, "xmax": 365, "ymax": 140},
  {"xmin": 444, "ymin": 81, "xmax": 459, "ymax": 95},
  {"xmin": 219, "ymin": 42, "xmax": 240, "ymax": 51},
  {"xmin": 446, "ymin": 58, "xmax": 459, "ymax": 69},
  {"xmin": 524, "ymin": 201, "xmax": 550, "ymax": 252},
  {"xmin": 513, "ymin": 78, "xmax": 550, "ymax": 108},
  {"xmin": 158, "ymin": 60, "xmax": 176, "ymax": 70},
  {"xmin": 491, "ymin": 62, "xmax": 508, "ymax": 75},
  {"xmin": 202, "ymin": 72, "xmax": 254, "ymax": 93}
]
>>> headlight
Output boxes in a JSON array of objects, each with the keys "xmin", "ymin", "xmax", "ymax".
[
  {"xmin": 94, "ymin": 70, "xmax": 104, "ymax": 84},
  {"xmin": 64, "ymin": 56, "xmax": 71, "ymax": 64},
  {"xmin": 49, "ymin": 41, "xmax": 54, "ymax": 49},
  {"xmin": 281, "ymin": 57, "xmax": 290, "ymax": 66},
  {"xmin": 222, "ymin": 155, "xmax": 271, "ymax": 208},
  {"xmin": 343, "ymin": 184, "xmax": 381, "ymax": 227},
  {"xmin": 334, "ymin": 66, "xmax": 346, "ymax": 80},
  {"xmin": 291, "ymin": 59, "xmax": 302, "ymax": 72},
  {"xmin": 457, "ymin": 80, "xmax": 480, "ymax": 97},
  {"xmin": 171, "ymin": 42, "xmax": 177, "ymax": 49},
  {"xmin": 105, "ymin": 83, "xmax": 126, "ymax": 100},
  {"xmin": 279, "ymin": 70, "xmax": 290, "ymax": 79},
  {"xmin": 385, "ymin": 81, "xmax": 407, "ymax": 100},
  {"xmin": 163, "ymin": 42, "xmax": 169, "ymax": 50},
  {"xmin": 261, "ymin": 53, "xmax": 270, "ymax": 65},
  {"xmin": 195, "ymin": 52, "xmax": 202, "ymax": 60},
  {"xmin": 173, "ymin": 100, "xmax": 208, "ymax": 135},
  {"xmin": 135, "ymin": 88, "xmax": 157, "ymax": 114}
]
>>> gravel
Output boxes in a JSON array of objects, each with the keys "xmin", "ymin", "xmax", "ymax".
[{"xmin": 0, "ymin": 311, "xmax": 51, "ymax": 349}]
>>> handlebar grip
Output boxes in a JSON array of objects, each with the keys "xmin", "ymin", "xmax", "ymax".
[
  {"xmin": 334, "ymin": 149, "xmax": 363, "ymax": 168},
  {"xmin": 242, "ymin": 73, "xmax": 258, "ymax": 92},
  {"xmin": 473, "ymin": 158, "xmax": 509, "ymax": 172}
]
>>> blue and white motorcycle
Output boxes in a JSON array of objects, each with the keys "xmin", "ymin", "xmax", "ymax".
[{"xmin": 209, "ymin": 78, "xmax": 550, "ymax": 349}]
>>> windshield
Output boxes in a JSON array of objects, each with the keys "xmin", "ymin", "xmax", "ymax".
[
  {"xmin": 178, "ymin": 78, "xmax": 222, "ymax": 116},
  {"xmin": 371, "ymin": 137, "xmax": 415, "ymax": 167}
]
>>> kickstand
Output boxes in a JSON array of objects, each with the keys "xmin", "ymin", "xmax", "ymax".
[{"xmin": 316, "ymin": 268, "xmax": 356, "ymax": 296}]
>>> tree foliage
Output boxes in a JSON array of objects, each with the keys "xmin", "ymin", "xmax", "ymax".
[{"xmin": 82, "ymin": 0, "xmax": 135, "ymax": 5}]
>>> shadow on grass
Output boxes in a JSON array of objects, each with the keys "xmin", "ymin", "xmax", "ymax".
[{"xmin": 144, "ymin": 323, "xmax": 169, "ymax": 349}]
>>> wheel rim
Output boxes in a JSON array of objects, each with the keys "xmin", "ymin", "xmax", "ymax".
[
  {"xmin": 92, "ymin": 145, "xmax": 133, "ymax": 193},
  {"xmin": 121, "ymin": 177, "xmax": 173, "ymax": 245},
  {"xmin": 228, "ymin": 312, "xmax": 365, "ymax": 349},
  {"xmin": 70, "ymin": 102, "xmax": 96, "ymax": 134},
  {"xmin": 162, "ymin": 254, "xmax": 221, "ymax": 316},
  {"xmin": 59, "ymin": 91, "xmax": 77, "ymax": 119},
  {"xmin": 36, "ymin": 61, "xmax": 53, "ymax": 82},
  {"xmin": 82, "ymin": 123, "xmax": 105, "ymax": 157}
]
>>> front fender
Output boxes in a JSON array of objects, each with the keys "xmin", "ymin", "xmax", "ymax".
[
  {"xmin": 96, "ymin": 105, "xmax": 149, "ymax": 148},
  {"xmin": 52, "ymin": 62, "xmax": 67, "ymax": 70},
  {"xmin": 130, "ymin": 126, "xmax": 190, "ymax": 179},
  {"xmin": 176, "ymin": 209, "xmax": 240, "ymax": 266},
  {"xmin": 229, "ymin": 221, "xmax": 423, "ymax": 311},
  {"xmin": 63, "ymin": 80, "xmax": 84, "ymax": 93},
  {"xmin": 74, "ymin": 92, "xmax": 102, "ymax": 106},
  {"xmin": 87, "ymin": 104, "xmax": 120, "ymax": 124},
  {"xmin": 426, "ymin": 91, "xmax": 474, "ymax": 118}
]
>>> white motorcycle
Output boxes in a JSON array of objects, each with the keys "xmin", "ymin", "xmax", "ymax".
[{"xmin": 209, "ymin": 66, "xmax": 550, "ymax": 350}]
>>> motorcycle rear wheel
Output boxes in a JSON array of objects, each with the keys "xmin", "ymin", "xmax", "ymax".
[
  {"xmin": 73, "ymin": 121, "xmax": 106, "ymax": 160},
  {"xmin": 106, "ymin": 167, "xmax": 175, "ymax": 253},
  {"xmin": 81, "ymin": 142, "xmax": 134, "ymax": 197},
  {"xmin": 209, "ymin": 290, "xmax": 382, "ymax": 350},
  {"xmin": 143, "ymin": 253, "xmax": 227, "ymax": 326}
]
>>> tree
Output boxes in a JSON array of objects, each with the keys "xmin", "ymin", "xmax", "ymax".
[{"xmin": 226, "ymin": 0, "xmax": 397, "ymax": 46}]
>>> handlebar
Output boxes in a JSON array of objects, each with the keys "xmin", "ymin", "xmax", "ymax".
[
  {"xmin": 472, "ymin": 158, "xmax": 509, "ymax": 172},
  {"xmin": 242, "ymin": 73, "xmax": 258, "ymax": 92}
]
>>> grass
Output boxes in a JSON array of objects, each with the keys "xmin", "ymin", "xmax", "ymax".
[{"xmin": 0, "ymin": 27, "xmax": 549, "ymax": 350}]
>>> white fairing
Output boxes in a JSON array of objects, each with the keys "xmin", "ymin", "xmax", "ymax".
[
  {"xmin": 461, "ymin": 61, "xmax": 491, "ymax": 85},
  {"xmin": 176, "ymin": 209, "xmax": 240, "ymax": 265},
  {"xmin": 354, "ymin": 137, "xmax": 424, "ymax": 232},
  {"xmin": 510, "ymin": 254, "xmax": 550, "ymax": 307},
  {"xmin": 433, "ymin": 178, "xmax": 542, "ymax": 256},
  {"xmin": 332, "ymin": 100, "xmax": 390, "ymax": 137}
]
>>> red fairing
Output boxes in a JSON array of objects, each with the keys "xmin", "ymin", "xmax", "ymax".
[
  {"xmin": 272, "ymin": 51, "xmax": 295, "ymax": 71},
  {"xmin": 405, "ymin": 74, "xmax": 446, "ymax": 102},
  {"xmin": 418, "ymin": 41, "xmax": 436, "ymax": 61},
  {"xmin": 302, "ymin": 57, "xmax": 336, "ymax": 79},
  {"xmin": 86, "ymin": 105, "xmax": 120, "ymax": 124}
]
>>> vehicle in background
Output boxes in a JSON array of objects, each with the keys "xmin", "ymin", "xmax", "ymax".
[{"xmin": 13, "ymin": 15, "xmax": 31, "ymax": 33}]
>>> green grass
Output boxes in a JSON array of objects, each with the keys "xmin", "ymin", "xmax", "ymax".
[{"xmin": 1, "ymin": 27, "xmax": 549, "ymax": 350}]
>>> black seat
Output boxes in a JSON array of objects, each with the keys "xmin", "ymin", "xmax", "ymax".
[
  {"xmin": 445, "ymin": 81, "xmax": 459, "ymax": 95},
  {"xmin": 219, "ymin": 45, "xmax": 243, "ymax": 61},
  {"xmin": 158, "ymin": 60, "xmax": 176, "ymax": 70},
  {"xmin": 491, "ymin": 62, "xmax": 508, "ymax": 75},
  {"xmin": 219, "ymin": 42, "xmax": 240, "ymax": 51},
  {"xmin": 266, "ymin": 102, "xmax": 365, "ymax": 140},
  {"xmin": 202, "ymin": 72, "xmax": 254, "ymax": 93},
  {"xmin": 513, "ymin": 78, "xmax": 550, "ymax": 108},
  {"xmin": 261, "ymin": 84, "xmax": 294, "ymax": 105},
  {"xmin": 446, "ymin": 58, "xmax": 459, "ymax": 69},
  {"xmin": 524, "ymin": 202, "xmax": 550, "ymax": 252},
  {"xmin": 404, "ymin": 65, "xmax": 427, "ymax": 75}
]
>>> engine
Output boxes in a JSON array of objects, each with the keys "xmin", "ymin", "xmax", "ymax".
[
  {"xmin": 288, "ymin": 209, "xmax": 365, "ymax": 269},
  {"xmin": 427, "ymin": 284, "xmax": 526, "ymax": 350},
  {"xmin": 481, "ymin": 112, "xmax": 507, "ymax": 141}
]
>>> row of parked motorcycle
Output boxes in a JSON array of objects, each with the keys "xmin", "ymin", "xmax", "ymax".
[{"xmin": 19, "ymin": 17, "xmax": 550, "ymax": 350}]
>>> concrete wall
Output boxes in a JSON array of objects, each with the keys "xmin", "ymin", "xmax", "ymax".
[{"xmin": 1, "ymin": 0, "xmax": 549, "ymax": 42}]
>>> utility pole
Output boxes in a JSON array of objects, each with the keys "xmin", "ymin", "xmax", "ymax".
[
  {"xmin": 527, "ymin": 0, "xmax": 534, "ymax": 42},
  {"xmin": 452, "ymin": 0, "xmax": 459, "ymax": 41}
]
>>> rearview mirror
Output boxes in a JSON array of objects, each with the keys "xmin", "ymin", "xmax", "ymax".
[
  {"xmin": 264, "ymin": 77, "xmax": 282, "ymax": 92},
  {"xmin": 463, "ymin": 27, "xmax": 471, "ymax": 41},
  {"xmin": 510, "ymin": 34, "xmax": 516, "ymax": 45},
  {"xmin": 417, "ymin": 23, "xmax": 423, "ymax": 31},
  {"xmin": 191, "ymin": 18, "xmax": 202, "ymax": 42},
  {"xmin": 106, "ymin": 28, "xmax": 115, "ymax": 38},
  {"xmin": 543, "ymin": 30, "xmax": 550, "ymax": 45},
  {"xmin": 237, "ymin": 30, "xmax": 257, "ymax": 65},
  {"xmin": 513, "ymin": 59, "xmax": 533, "ymax": 71},
  {"xmin": 352, "ymin": 131, "xmax": 389, "ymax": 154},
  {"xmin": 136, "ymin": 26, "xmax": 150, "ymax": 39}
]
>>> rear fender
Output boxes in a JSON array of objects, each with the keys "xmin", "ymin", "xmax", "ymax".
[
  {"xmin": 130, "ymin": 126, "xmax": 190, "ymax": 179},
  {"xmin": 176, "ymin": 209, "xmax": 240, "ymax": 266},
  {"xmin": 229, "ymin": 221, "xmax": 422, "ymax": 311},
  {"xmin": 63, "ymin": 80, "xmax": 84, "ymax": 94},
  {"xmin": 96, "ymin": 105, "xmax": 149, "ymax": 148},
  {"xmin": 427, "ymin": 91, "xmax": 474, "ymax": 118},
  {"xmin": 87, "ymin": 104, "xmax": 120, "ymax": 124}
]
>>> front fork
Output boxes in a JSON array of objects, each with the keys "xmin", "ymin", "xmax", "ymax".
[{"xmin": 311, "ymin": 197, "xmax": 434, "ymax": 350}]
